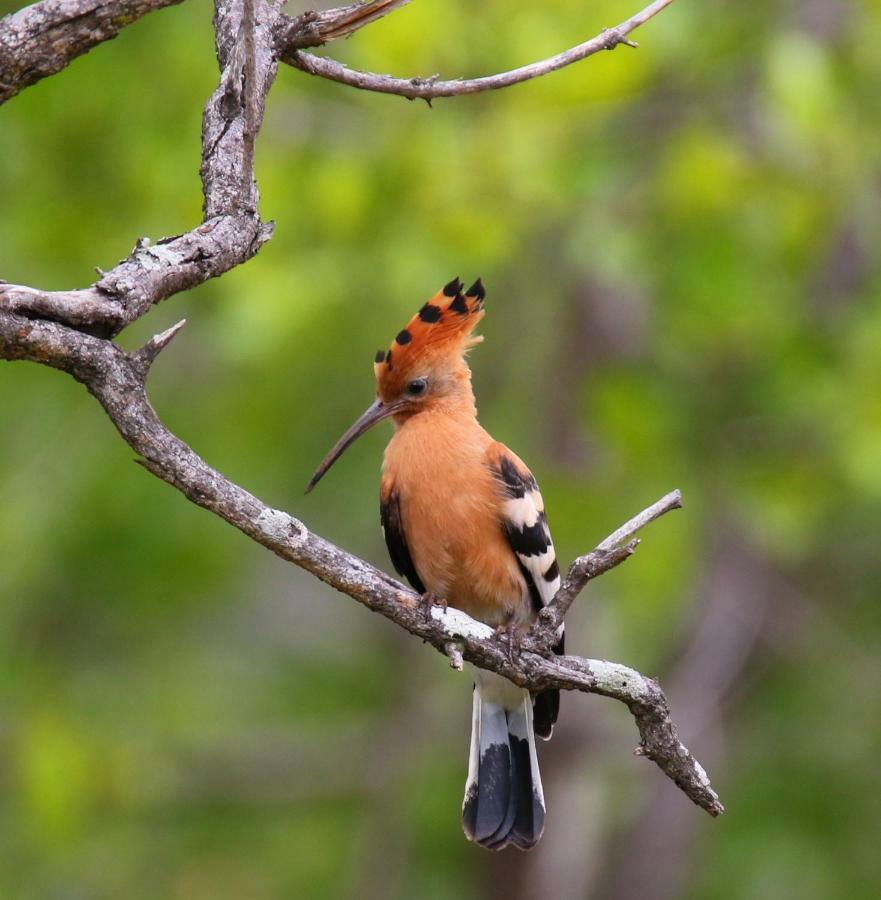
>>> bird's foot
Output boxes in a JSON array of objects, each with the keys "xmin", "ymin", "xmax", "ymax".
[
  {"xmin": 495, "ymin": 622, "xmax": 522, "ymax": 663},
  {"xmin": 420, "ymin": 591, "xmax": 447, "ymax": 621}
]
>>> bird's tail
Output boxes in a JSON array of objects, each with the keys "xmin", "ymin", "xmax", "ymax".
[{"xmin": 461, "ymin": 673, "xmax": 545, "ymax": 850}]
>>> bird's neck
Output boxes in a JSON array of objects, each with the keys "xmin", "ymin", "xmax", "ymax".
[
  {"xmin": 393, "ymin": 386, "xmax": 478, "ymax": 430},
  {"xmin": 385, "ymin": 389, "xmax": 490, "ymax": 480}
]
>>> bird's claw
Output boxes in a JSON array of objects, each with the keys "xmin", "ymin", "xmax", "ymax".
[
  {"xmin": 495, "ymin": 622, "xmax": 522, "ymax": 663},
  {"xmin": 420, "ymin": 591, "xmax": 447, "ymax": 621}
]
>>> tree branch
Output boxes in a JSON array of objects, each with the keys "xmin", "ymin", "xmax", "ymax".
[
  {"xmin": 0, "ymin": 0, "xmax": 720, "ymax": 821},
  {"xmin": 1, "ymin": 0, "xmax": 677, "ymax": 334},
  {"xmin": 0, "ymin": 216, "xmax": 268, "ymax": 336},
  {"xmin": 0, "ymin": 308, "xmax": 723, "ymax": 818},
  {"xmin": 281, "ymin": 0, "xmax": 676, "ymax": 102},
  {"xmin": 0, "ymin": 0, "xmax": 412, "ymax": 109},
  {"xmin": 277, "ymin": 0, "xmax": 413, "ymax": 51},
  {"xmin": 0, "ymin": 0, "xmax": 277, "ymax": 337},
  {"xmin": 0, "ymin": 0, "xmax": 184, "ymax": 105},
  {"xmin": 533, "ymin": 489, "xmax": 683, "ymax": 645}
]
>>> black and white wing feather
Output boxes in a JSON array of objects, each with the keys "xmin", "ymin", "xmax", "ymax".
[{"xmin": 491, "ymin": 449, "xmax": 564, "ymax": 740}]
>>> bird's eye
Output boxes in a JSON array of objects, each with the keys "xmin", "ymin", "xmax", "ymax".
[{"xmin": 407, "ymin": 378, "xmax": 428, "ymax": 396}]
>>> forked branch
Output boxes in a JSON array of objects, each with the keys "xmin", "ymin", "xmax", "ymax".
[
  {"xmin": 0, "ymin": 0, "xmax": 405, "ymax": 107},
  {"xmin": 0, "ymin": 0, "xmax": 276, "ymax": 336},
  {"xmin": 1, "ymin": 0, "xmax": 676, "ymax": 334},
  {"xmin": 0, "ymin": 309, "xmax": 723, "ymax": 817},
  {"xmin": 0, "ymin": 0, "xmax": 720, "ymax": 818}
]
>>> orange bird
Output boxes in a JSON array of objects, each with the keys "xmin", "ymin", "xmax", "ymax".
[{"xmin": 307, "ymin": 278, "xmax": 563, "ymax": 850}]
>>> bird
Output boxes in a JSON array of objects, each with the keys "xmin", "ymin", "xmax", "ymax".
[{"xmin": 306, "ymin": 277, "xmax": 564, "ymax": 850}]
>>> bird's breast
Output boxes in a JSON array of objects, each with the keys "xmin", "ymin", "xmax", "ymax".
[{"xmin": 382, "ymin": 416, "xmax": 531, "ymax": 628}]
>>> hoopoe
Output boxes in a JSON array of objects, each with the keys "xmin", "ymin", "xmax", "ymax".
[{"xmin": 307, "ymin": 278, "xmax": 564, "ymax": 850}]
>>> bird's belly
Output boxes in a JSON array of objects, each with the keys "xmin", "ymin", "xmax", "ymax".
[{"xmin": 403, "ymin": 489, "xmax": 533, "ymax": 630}]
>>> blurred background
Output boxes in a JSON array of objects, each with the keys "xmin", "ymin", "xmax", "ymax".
[{"xmin": 1, "ymin": 0, "xmax": 880, "ymax": 897}]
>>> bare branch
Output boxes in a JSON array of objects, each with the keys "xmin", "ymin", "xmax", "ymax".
[
  {"xmin": 0, "ymin": 0, "xmax": 720, "ymax": 823},
  {"xmin": 0, "ymin": 0, "xmax": 277, "ymax": 337},
  {"xmin": 0, "ymin": 283, "xmax": 123, "ymax": 333},
  {"xmin": 0, "ymin": 0, "xmax": 412, "ymax": 109},
  {"xmin": 277, "ymin": 0, "xmax": 413, "ymax": 51},
  {"xmin": 134, "ymin": 318, "xmax": 187, "ymax": 369},
  {"xmin": 202, "ymin": 0, "xmax": 277, "ymax": 217},
  {"xmin": 0, "ymin": 0, "xmax": 183, "ymax": 105},
  {"xmin": 0, "ymin": 308, "xmax": 723, "ymax": 818},
  {"xmin": 444, "ymin": 640, "xmax": 465, "ymax": 671},
  {"xmin": 534, "ymin": 489, "xmax": 683, "ymax": 643},
  {"xmin": 1, "ymin": 0, "xmax": 675, "ymax": 334},
  {"xmin": 598, "ymin": 488, "xmax": 684, "ymax": 551},
  {"xmin": 0, "ymin": 218, "xmax": 270, "ymax": 336},
  {"xmin": 281, "ymin": 0, "xmax": 676, "ymax": 101}
]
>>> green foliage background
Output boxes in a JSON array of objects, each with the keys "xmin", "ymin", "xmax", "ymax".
[{"xmin": 1, "ymin": 1, "xmax": 880, "ymax": 897}]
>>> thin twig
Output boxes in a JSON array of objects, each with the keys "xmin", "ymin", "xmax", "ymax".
[
  {"xmin": 534, "ymin": 490, "xmax": 683, "ymax": 643},
  {"xmin": 1, "ymin": 0, "xmax": 677, "ymax": 333},
  {"xmin": 282, "ymin": 0, "xmax": 676, "ymax": 101},
  {"xmin": 278, "ymin": 0, "xmax": 413, "ymax": 50},
  {"xmin": 444, "ymin": 640, "xmax": 465, "ymax": 671},
  {"xmin": 0, "ymin": 0, "xmax": 718, "ymax": 819},
  {"xmin": 599, "ymin": 488, "xmax": 683, "ymax": 551},
  {"xmin": 134, "ymin": 318, "xmax": 187, "ymax": 369},
  {"xmin": 0, "ymin": 310, "xmax": 723, "ymax": 818}
]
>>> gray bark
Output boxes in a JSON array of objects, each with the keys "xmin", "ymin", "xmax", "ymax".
[
  {"xmin": 0, "ymin": 0, "xmax": 722, "ymax": 819},
  {"xmin": 0, "ymin": 0, "xmax": 183, "ymax": 105}
]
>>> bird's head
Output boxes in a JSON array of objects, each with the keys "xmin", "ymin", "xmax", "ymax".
[{"xmin": 306, "ymin": 277, "xmax": 486, "ymax": 492}]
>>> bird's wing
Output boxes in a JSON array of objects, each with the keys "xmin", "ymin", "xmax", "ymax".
[
  {"xmin": 380, "ymin": 478, "xmax": 427, "ymax": 594},
  {"xmin": 487, "ymin": 443, "xmax": 564, "ymax": 739},
  {"xmin": 486, "ymin": 443, "xmax": 561, "ymax": 614}
]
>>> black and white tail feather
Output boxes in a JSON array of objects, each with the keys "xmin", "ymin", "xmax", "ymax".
[{"xmin": 462, "ymin": 671, "xmax": 546, "ymax": 850}]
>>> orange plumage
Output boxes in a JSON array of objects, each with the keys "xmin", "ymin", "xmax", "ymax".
[
  {"xmin": 308, "ymin": 278, "xmax": 563, "ymax": 850},
  {"xmin": 373, "ymin": 280, "xmax": 485, "ymax": 406}
]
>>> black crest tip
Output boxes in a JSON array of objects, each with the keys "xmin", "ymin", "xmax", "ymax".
[
  {"xmin": 443, "ymin": 277, "xmax": 463, "ymax": 297},
  {"xmin": 465, "ymin": 277, "xmax": 485, "ymax": 301},
  {"xmin": 450, "ymin": 292, "xmax": 469, "ymax": 315},
  {"xmin": 418, "ymin": 302, "xmax": 443, "ymax": 323},
  {"xmin": 374, "ymin": 349, "xmax": 386, "ymax": 364}
]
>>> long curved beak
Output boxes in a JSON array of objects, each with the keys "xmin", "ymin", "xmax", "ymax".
[{"xmin": 305, "ymin": 399, "xmax": 403, "ymax": 493}]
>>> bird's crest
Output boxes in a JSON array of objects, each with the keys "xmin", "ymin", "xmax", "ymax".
[{"xmin": 373, "ymin": 277, "xmax": 485, "ymax": 394}]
